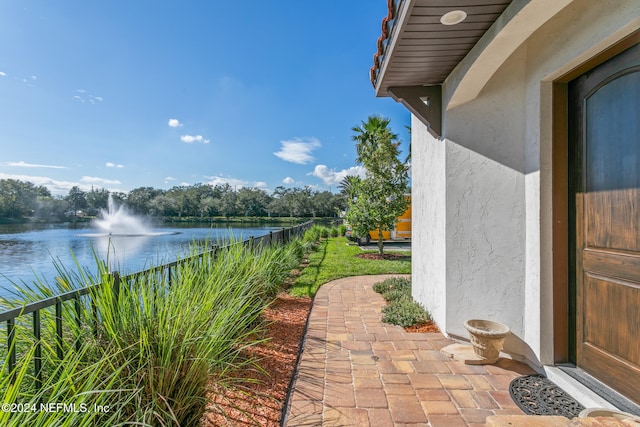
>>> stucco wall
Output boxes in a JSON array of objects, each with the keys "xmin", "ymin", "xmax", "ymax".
[
  {"xmin": 409, "ymin": 0, "xmax": 639, "ymax": 367},
  {"xmin": 443, "ymin": 48, "xmax": 528, "ymax": 348},
  {"xmin": 411, "ymin": 115, "xmax": 447, "ymax": 331}
]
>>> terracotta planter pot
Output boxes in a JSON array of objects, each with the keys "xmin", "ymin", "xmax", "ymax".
[{"xmin": 464, "ymin": 319, "xmax": 510, "ymax": 361}]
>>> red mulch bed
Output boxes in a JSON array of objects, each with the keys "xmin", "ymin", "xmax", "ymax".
[
  {"xmin": 202, "ymin": 292, "xmax": 312, "ymax": 427},
  {"xmin": 355, "ymin": 253, "xmax": 411, "ymax": 261},
  {"xmin": 200, "ymin": 254, "xmax": 433, "ymax": 426},
  {"xmin": 404, "ymin": 321, "xmax": 440, "ymax": 333}
]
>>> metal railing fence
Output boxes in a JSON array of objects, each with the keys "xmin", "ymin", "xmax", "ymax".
[{"xmin": 0, "ymin": 220, "xmax": 313, "ymax": 391}]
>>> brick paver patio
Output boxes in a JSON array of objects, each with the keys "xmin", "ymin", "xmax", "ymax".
[{"xmin": 283, "ymin": 274, "xmax": 538, "ymax": 427}]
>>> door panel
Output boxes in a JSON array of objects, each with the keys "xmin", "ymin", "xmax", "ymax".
[
  {"xmin": 583, "ymin": 274, "xmax": 640, "ymax": 363},
  {"xmin": 569, "ymin": 43, "xmax": 640, "ymax": 404}
]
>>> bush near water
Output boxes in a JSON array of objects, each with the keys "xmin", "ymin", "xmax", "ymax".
[{"xmin": 0, "ymin": 231, "xmax": 315, "ymax": 426}]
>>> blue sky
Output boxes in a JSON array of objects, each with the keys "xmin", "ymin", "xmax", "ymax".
[{"xmin": 0, "ymin": 1, "xmax": 410, "ymax": 196}]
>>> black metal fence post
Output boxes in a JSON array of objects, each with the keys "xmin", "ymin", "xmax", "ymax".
[
  {"xmin": 92, "ymin": 295, "xmax": 98, "ymax": 339},
  {"xmin": 75, "ymin": 297, "xmax": 82, "ymax": 351},
  {"xmin": 33, "ymin": 309, "xmax": 42, "ymax": 392},
  {"xmin": 6, "ymin": 318, "xmax": 15, "ymax": 382},
  {"xmin": 113, "ymin": 272, "xmax": 121, "ymax": 306},
  {"xmin": 55, "ymin": 300, "xmax": 63, "ymax": 359}
]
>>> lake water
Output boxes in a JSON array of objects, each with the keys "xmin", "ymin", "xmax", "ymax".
[{"xmin": 0, "ymin": 222, "xmax": 280, "ymax": 298}]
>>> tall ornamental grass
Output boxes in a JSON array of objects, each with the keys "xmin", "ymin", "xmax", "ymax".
[{"xmin": 0, "ymin": 235, "xmax": 304, "ymax": 426}]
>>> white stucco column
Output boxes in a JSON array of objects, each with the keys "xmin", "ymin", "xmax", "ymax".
[{"xmin": 411, "ymin": 115, "xmax": 447, "ymax": 332}]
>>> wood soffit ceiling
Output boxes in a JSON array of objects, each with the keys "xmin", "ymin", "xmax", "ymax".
[{"xmin": 372, "ymin": 0, "xmax": 513, "ymax": 96}]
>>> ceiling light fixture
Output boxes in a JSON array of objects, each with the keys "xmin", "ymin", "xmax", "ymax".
[{"xmin": 440, "ymin": 10, "xmax": 467, "ymax": 26}]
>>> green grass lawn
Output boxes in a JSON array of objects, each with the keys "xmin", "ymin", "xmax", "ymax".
[{"xmin": 289, "ymin": 236, "xmax": 411, "ymax": 297}]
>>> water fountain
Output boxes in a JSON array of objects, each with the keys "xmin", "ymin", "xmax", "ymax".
[
  {"xmin": 92, "ymin": 194, "xmax": 153, "ymax": 237},
  {"xmin": 80, "ymin": 195, "xmax": 179, "ymax": 272}
]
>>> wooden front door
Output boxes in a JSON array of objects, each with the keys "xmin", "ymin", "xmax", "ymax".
[{"xmin": 569, "ymin": 43, "xmax": 640, "ymax": 403}]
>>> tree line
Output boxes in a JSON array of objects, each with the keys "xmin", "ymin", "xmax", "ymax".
[{"xmin": 0, "ymin": 179, "xmax": 346, "ymax": 222}]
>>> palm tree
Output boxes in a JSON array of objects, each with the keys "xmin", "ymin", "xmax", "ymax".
[
  {"xmin": 338, "ymin": 175, "xmax": 361, "ymax": 203},
  {"xmin": 351, "ymin": 115, "xmax": 400, "ymax": 176}
]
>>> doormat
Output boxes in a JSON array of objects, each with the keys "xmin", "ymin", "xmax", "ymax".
[{"xmin": 509, "ymin": 374, "xmax": 584, "ymax": 418}]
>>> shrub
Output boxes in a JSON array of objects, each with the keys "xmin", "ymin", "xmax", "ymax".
[
  {"xmin": 381, "ymin": 299, "xmax": 431, "ymax": 327},
  {"xmin": 338, "ymin": 224, "xmax": 347, "ymax": 236},
  {"xmin": 381, "ymin": 287, "xmax": 410, "ymax": 303},
  {"xmin": 373, "ymin": 277, "xmax": 432, "ymax": 328},
  {"xmin": 287, "ymin": 238, "xmax": 308, "ymax": 261},
  {"xmin": 255, "ymin": 240, "xmax": 308, "ymax": 298},
  {"xmin": 319, "ymin": 227, "xmax": 330, "ymax": 239},
  {"xmin": 372, "ymin": 276, "xmax": 411, "ymax": 298},
  {"xmin": 330, "ymin": 227, "xmax": 339, "ymax": 237},
  {"xmin": 303, "ymin": 225, "xmax": 325, "ymax": 243}
]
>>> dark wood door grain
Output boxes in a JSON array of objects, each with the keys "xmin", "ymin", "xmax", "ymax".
[{"xmin": 569, "ymin": 42, "xmax": 640, "ymax": 404}]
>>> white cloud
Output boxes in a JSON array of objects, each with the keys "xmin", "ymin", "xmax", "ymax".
[
  {"xmin": 0, "ymin": 173, "xmax": 110, "ymax": 196},
  {"xmin": 206, "ymin": 175, "xmax": 248, "ymax": 188},
  {"xmin": 273, "ymin": 137, "xmax": 321, "ymax": 164},
  {"xmin": 282, "ymin": 176, "xmax": 294, "ymax": 184},
  {"xmin": 80, "ymin": 176, "xmax": 122, "ymax": 185},
  {"xmin": 4, "ymin": 161, "xmax": 65, "ymax": 169},
  {"xmin": 168, "ymin": 118, "xmax": 183, "ymax": 128},
  {"xmin": 17, "ymin": 75, "xmax": 37, "ymax": 87},
  {"xmin": 74, "ymin": 90, "xmax": 103, "ymax": 104},
  {"xmin": 106, "ymin": 162, "xmax": 124, "ymax": 168},
  {"xmin": 180, "ymin": 134, "xmax": 210, "ymax": 144},
  {"xmin": 205, "ymin": 175, "xmax": 266, "ymax": 189},
  {"xmin": 308, "ymin": 165, "xmax": 366, "ymax": 186},
  {"xmin": 0, "ymin": 71, "xmax": 6, "ymax": 77}
]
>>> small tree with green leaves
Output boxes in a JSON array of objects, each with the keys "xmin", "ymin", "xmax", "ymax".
[{"xmin": 347, "ymin": 116, "xmax": 409, "ymax": 255}]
